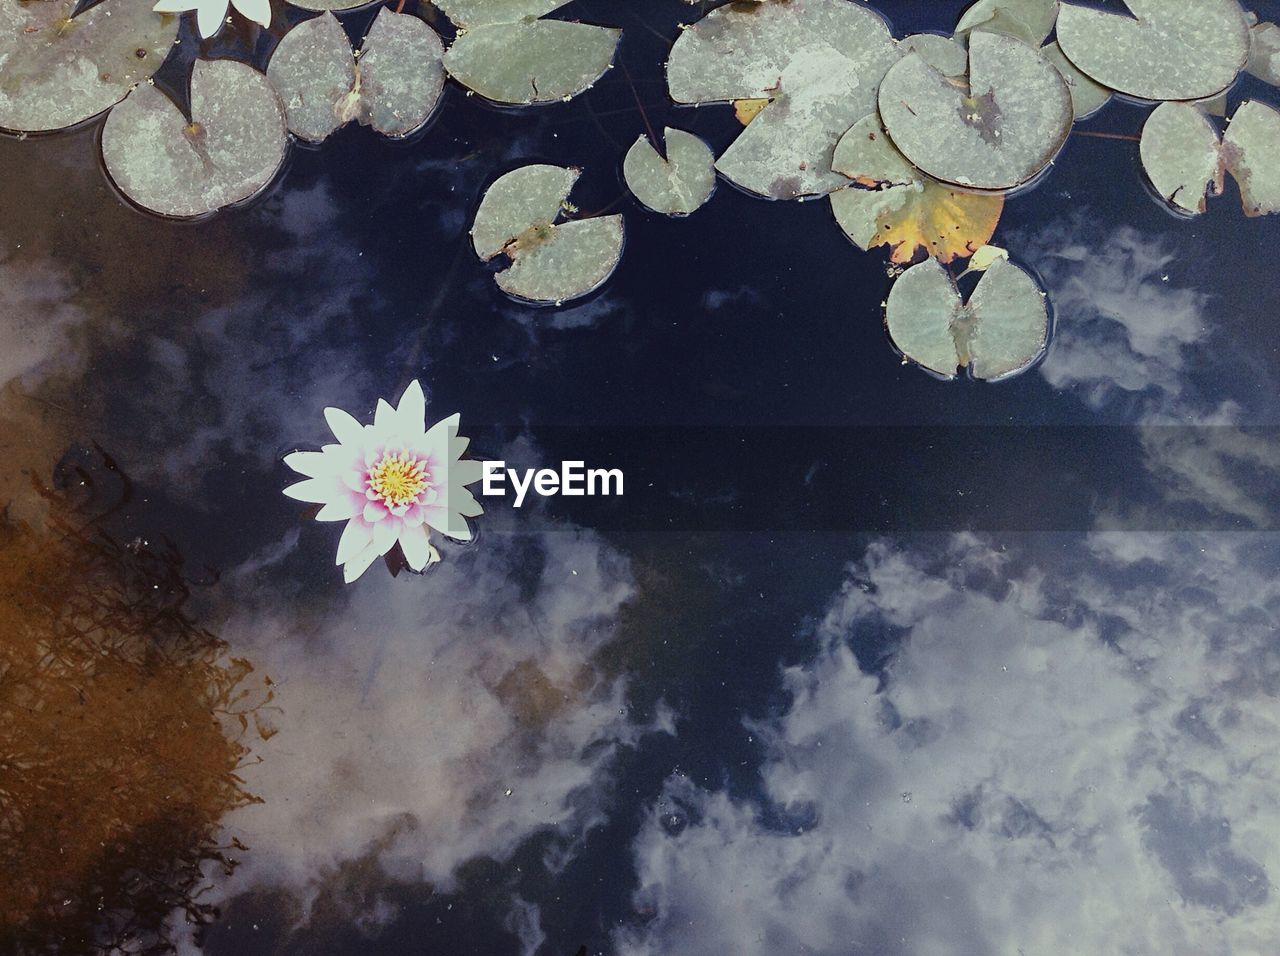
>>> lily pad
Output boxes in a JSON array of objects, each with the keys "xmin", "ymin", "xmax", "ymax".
[
  {"xmin": 623, "ymin": 127, "xmax": 715, "ymax": 216},
  {"xmin": 471, "ymin": 164, "xmax": 624, "ymax": 304},
  {"xmin": 1041, "ymin": 41, "xmax": 1111, "ymax": 120},
  {"xmin": 955, "ymin": 0, "xmax": 1060, "ymax": 47},
  {"xmin": 830, "ymin": 114, "xmax": 1003, "ymax": 264},
  {"xmin": 885, "ymin": 257, "xmax": 1048, "ymax": 379},
  {"xmin": 1140, "ymin": 102, "xmax": 1222, "ymax": 213},
  {"xmin": 1246, "ymin": 21, "xmax": 1280, "ymax": 85},
  {"xmin": 665, "ymin": 0, "xmax": 900, "ymax": 199},
  {"xmin": 878, "ymin": 31, "xmax": 1072, "ymax": 191},
  {"xmin": 1223, "ymin": 100, "xmax": 1280, "ymax": 217},
  {"xmin": 1056, "ymin": 0, "xmax": 1250, "ymax": 101},
  {"xmin": 101, "ymin": 59, "xmax": 288, "ymax": 219},
  {"xmin": 899, "ymin": 34, "xmax": 968, "ymax": 77},
  {"xmin": 289, "ymin": 0, "xmax": 380, "ymax": 9},
  {"xmin": 441, "ymin": 2, "xmax": 620, "ymax": 105},
  {"xmin": 0, "ymin": 0, "xmax": 178, "ymax": 133},
  {"xmin": 267, "ymin": 9, "xmax": 444, "ymax": 142}
]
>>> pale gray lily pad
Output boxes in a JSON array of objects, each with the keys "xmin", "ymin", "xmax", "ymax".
[
  {"xmin": 885, "ymin": 258, "xmax": 1048, "ymax": 379},
  {"xmin": 102, "ymin": 59, "xmax": 287, "ymax": 219},
  {"xmin": 623, "ymin": 127, "xmax": 715, "ymax": 216},
  {"xmin": 0, "ymin": 0, "xmax": 178, "ymax": 133},
  {"xmin": 1246, "ymin": 22, "xmax": 1280, "ymax": 85},
  {"xmin": 1223, "ymin": 100, "xmax": 1280, "ymax": 216},
  {"xmin": 955, "ymin": 0, "xmax": 1059, "ymax": 47},
  {"xmin": 665, "ymin": 0, "xmax": 900, "ymax": 199},
  {"xmin": 1141, "ymin": 102, "xmax": 1223, "ymax": 213},
  {"xmin": 879, "ymin": 31, "xmax": 1072, "ymax": 190},
  {"xmin": 268, "ymin": 11, "xmax": 444, "ymax": 141},
  {"xmin": 899, "ymin": 34, "xmax": 968, "ymax": 77},
  {"xmin": 1056, "ymin": 0, "xmax": 1250, "ymax": 102},
  {"xmin": 1041, "ymin": 41, "xmax": 1110, "ymax": 120},
  {"xmin": 287, "ymin": 0, "xmax": 380, "ymax": 11},
  {"xmin": 433, "ymin": 0, "xmax": 563, "ymax": 30},
  {"xmin": 471, "ymin": 164, "xmax": 624, "ymax": 304},
  {"xmin": 444, "ymin": 16, "xmax": 620, "ymax": 105}
]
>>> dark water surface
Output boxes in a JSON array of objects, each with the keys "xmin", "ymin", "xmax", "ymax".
[{"xmin": 3, "ymin": 1, "xmax": 1280, "ymax": 954}]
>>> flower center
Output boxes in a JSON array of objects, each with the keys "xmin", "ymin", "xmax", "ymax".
[{"xmin": 367, "ymin": 451, "xmax": 430, "ymax": 508}]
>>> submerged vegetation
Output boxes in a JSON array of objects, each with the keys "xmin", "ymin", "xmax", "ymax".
[
  {"xmin": 2, "ymin": 0, "xmax": 1280, "ymax": 373},
  {"xmin": 0, "ymin": 462, "xmax": 271, "ymax": 953}
]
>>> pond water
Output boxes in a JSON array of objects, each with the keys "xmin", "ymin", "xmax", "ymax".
[{"xmin": 3, "ymin": 1, "xmax": 1280, "ymax": 953}]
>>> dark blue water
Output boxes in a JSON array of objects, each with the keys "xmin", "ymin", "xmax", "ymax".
[{"xmin": 3, "ymin": 1, "xmax": 1280, "ymax": 954}]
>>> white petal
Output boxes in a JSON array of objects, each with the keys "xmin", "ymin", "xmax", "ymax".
[
  {"xmin": 448, "ymin": 485, "xmax": 484, "ymax": 518},
  {"xmin": 342, "ymin": 541, "xmax": 381, "ymax": 584},
  {"xmin": 283, "ymin": 477, "xmax": 341, "ymax": 504},
  {"xmin": 374, "ymin": 399, "xmax": 395, "ymax": 431},
  {"xmin": 324, "ymin": 406, "xmax": 364, "ymax": 446},
  {"xmin": 196, "ymin": 0, "xmax": 229, "ymax": 37},
  {"xmin": 336, "ymin": 519, "xmax": 373, "ymax": 565},
  {"xmin": 373, "ymin": 517, "xmax": 399, "ymax": 555},
  {"xmin": 452, "ymin": 458, "xmax": 483, "ymax": 487},
  {"xmin": 315, "ymin": 498, "xmax": 360, "ymax": 522},
  {"xmin": 424, "ymin": 413, "xmax": 461, "ymax": 451},
  {"xmin": 398, "ymin": 523, "xmax": 433, "ymax": 571},
  {"xmin": 283, "ymin": 451, "xmax": 334, "ymax": 479},
  {"xmin": 153, "ymin": 0, "xmax": 196, "ymax": 11},
  {"xmin": 231, "ymin": 0, "xmax": 270, "ymax": 27},
  {"xmin": 395, "ymin": 380, "xmax": 426, "ymax": 433},
  {"xmin": 363, "ymin": 501, "xmax": 388, "ymax": 523}
]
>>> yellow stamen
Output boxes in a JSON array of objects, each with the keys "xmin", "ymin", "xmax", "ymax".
[{"xmin": 367, "ymin": 451, "xmax": 429, "ymax": 508}]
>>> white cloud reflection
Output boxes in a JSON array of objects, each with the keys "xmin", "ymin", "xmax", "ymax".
[{"xmin": 618, "ymin": 533, "xmax": 1280, "ymax": 956}]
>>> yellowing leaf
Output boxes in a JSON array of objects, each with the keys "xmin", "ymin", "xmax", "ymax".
[
  {"xmin": 734, "ymin": 97, "xmax": 769, "ymax": 126},
  {"xmin": 835, "ymin": 179, "xmax": 1003, "ymax": 265},
  {"xmin": 967, "ymin": 243, "xmax": 1010, "ymax": 272}
]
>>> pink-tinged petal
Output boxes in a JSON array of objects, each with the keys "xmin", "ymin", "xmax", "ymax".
[
  {"xmin": 195, "ymin": 0, "xmax": 228, "ymax": 37},
  {"xmin": 363, "ymin": 500, "xmax": 389, "ymax": 522},
  {"xmin": 283, "ymin": 451, "xmax": 333, "ymax": 479},
  {"xmin": 451, "ymin": 458, "xmax": 483, "ymax": 487},
  {"xmin": 325, "ymin": 406, "xmax": 364, "ymax": 446},
  {"xmin": 232, "ymin": 0, "xmax": 270, "ymax": 27},
  {"xmin": 402, "ymin": 503, "xmax": 425, "ymax": 528},
  {"xmin": 373, "ymin": 398, "xmax": 395, "ymax": 431},
  {"xmin": 283, "ymin": 477, "xmax": 342, "ymax": 504},
  {"xmin": 342, "ymin": 541, "xmax": 381, "ymax": 583},
  {"xmin": 343, "ymin": 470, "xmax": 368, "ymax": 493},
  {"xmin": 398, "ymin": 523, "xmax": 433, "ymax": 571},
  {"xmin": 395, "ymin": 380, "xmax": 426, "ymax": 433},
  {"xmin": 372, "ymin": 517, "xmax": 400, "ymax": 555},
  {"xmin": 336, "ymin": 519, "xmax": 374, "ymax": 565},
  {"xmin": 315, "ymin": 498, "xmax": 360, "ymax": 522}
]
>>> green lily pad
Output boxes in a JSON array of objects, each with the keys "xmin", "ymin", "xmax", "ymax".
[
  {"xmin": 472, "ymin": 164, "xmax": 624, "ymax": 304},
  {"xmin": 623, "ymin": 127, "xmax": 715, "ymax": 216},
  {"xmin": 885, "ymin": 257, "xmax": 1048, "ymax": 379},
  {"xmin": 1223, "ymin": 100, "xmax": 1280, "ymax": 217},
  {"xmin": 101, "ymin": 59, "xmax": 288, "ymax": 219},
  {"xmin": 665, "ymin": 0, "xmax": 900, "ymax": 199},
  {"xmin": 899, "ymin": 34, "xmax": 968, "ymax": 77},
  {"xmin": 267, "ymin": 10, "xmax": 445, "ymax": 142},
  {"xmin": 878, "ymin": 31, "xmax": 1072, "ymax": 190},
  {"xmin": 442, "ymin": 3, "xmax": 620, "ymax": 106},
  {"xmin": 1040, "ymin": 41, "xmax": 1110, "ymax": 120},
  {"xmin": 955, "ymin": 0, "xmax": 1060, "ymax": 47},
  {"xmin": 1246, "ymin": 21, "xmax": 1280, "ymax": 85},
  {"xmin": 287, "ymin": 0, "xmax": 380, "ymax": 10},
  {"xmin": 1056, "ymin": 0, "xmax": 1250, "ymax": 101},
  {"xmin": 1140, "ymin": 102, "xmax": 1222, "ymax": 213},
  {"xmin": 0, "ymin": 0, "xmax": 178, "ymax": 133}
]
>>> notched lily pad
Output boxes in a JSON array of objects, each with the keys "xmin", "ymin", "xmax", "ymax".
[
  {"xmin": 1223, "ymin": 100, "xmax": 1280, "ymax": 216},
  {"xmin": 101, "ymin": 59, "xmax": 288, "ymax": 219},
  {"xmin": 1056, "ymin": 0, "xmax": 1250, "ymax": 101},
  {"xmin": 665, "ymin": 0, "xmax": 901, "ymax": 199},
  {"xmin": 267, "ymin": 9, "xmax": 445, "ymax": 142},
  {"xmin": 955, "ymin": 0, "xmax": 1060, "ymax": 47},
  {"xmin": 623, "ymin": 127, "xmax": 715, "ymax": 216},
  {"xmin": 879, "ymin": 31, "xmax": 1072, "ymax": 190},
  {"xmin": 1041, "ymin": 41, "xmax": 1110, "ymax": 120},
  {"xmin": 0, "ymin": 0, "xmax": 178, "ymax": 133},
  {"xmin": 899, "ymin": 34, "xmax": 968, "ymax": 78},
  {"xmin": 471, "ymin": 164, "xmax": 623, "ymax": 304},
  {"xmin": 289, "ymin": 0, "xmax": 380, "ymax": 9},
  {"xmin": 1140, "ymin": 102, "xmax": 1222, "ymax": 213},
  {"xmin": 886, "ymin": 257, "xmax": 1048, "ymax": 380},
  {"xmin": 1246, "ymin": 21, "xmax": 1280, "ymax": 86},
  {"xmin": 441, "ymin": 2, "xmax": 620, "ymax": 105},
  {"xmin": 830, "ymin": 114, "xmax": 1003, "ymax": 263}
]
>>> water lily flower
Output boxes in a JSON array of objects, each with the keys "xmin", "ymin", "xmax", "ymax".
[
  {"xmin": 283, "ymin": 381, "xmax": 484, "ymax": 583},
  {"xmin": 153, "ymin": 0, "xmax": 271, "ymax": 40}
]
